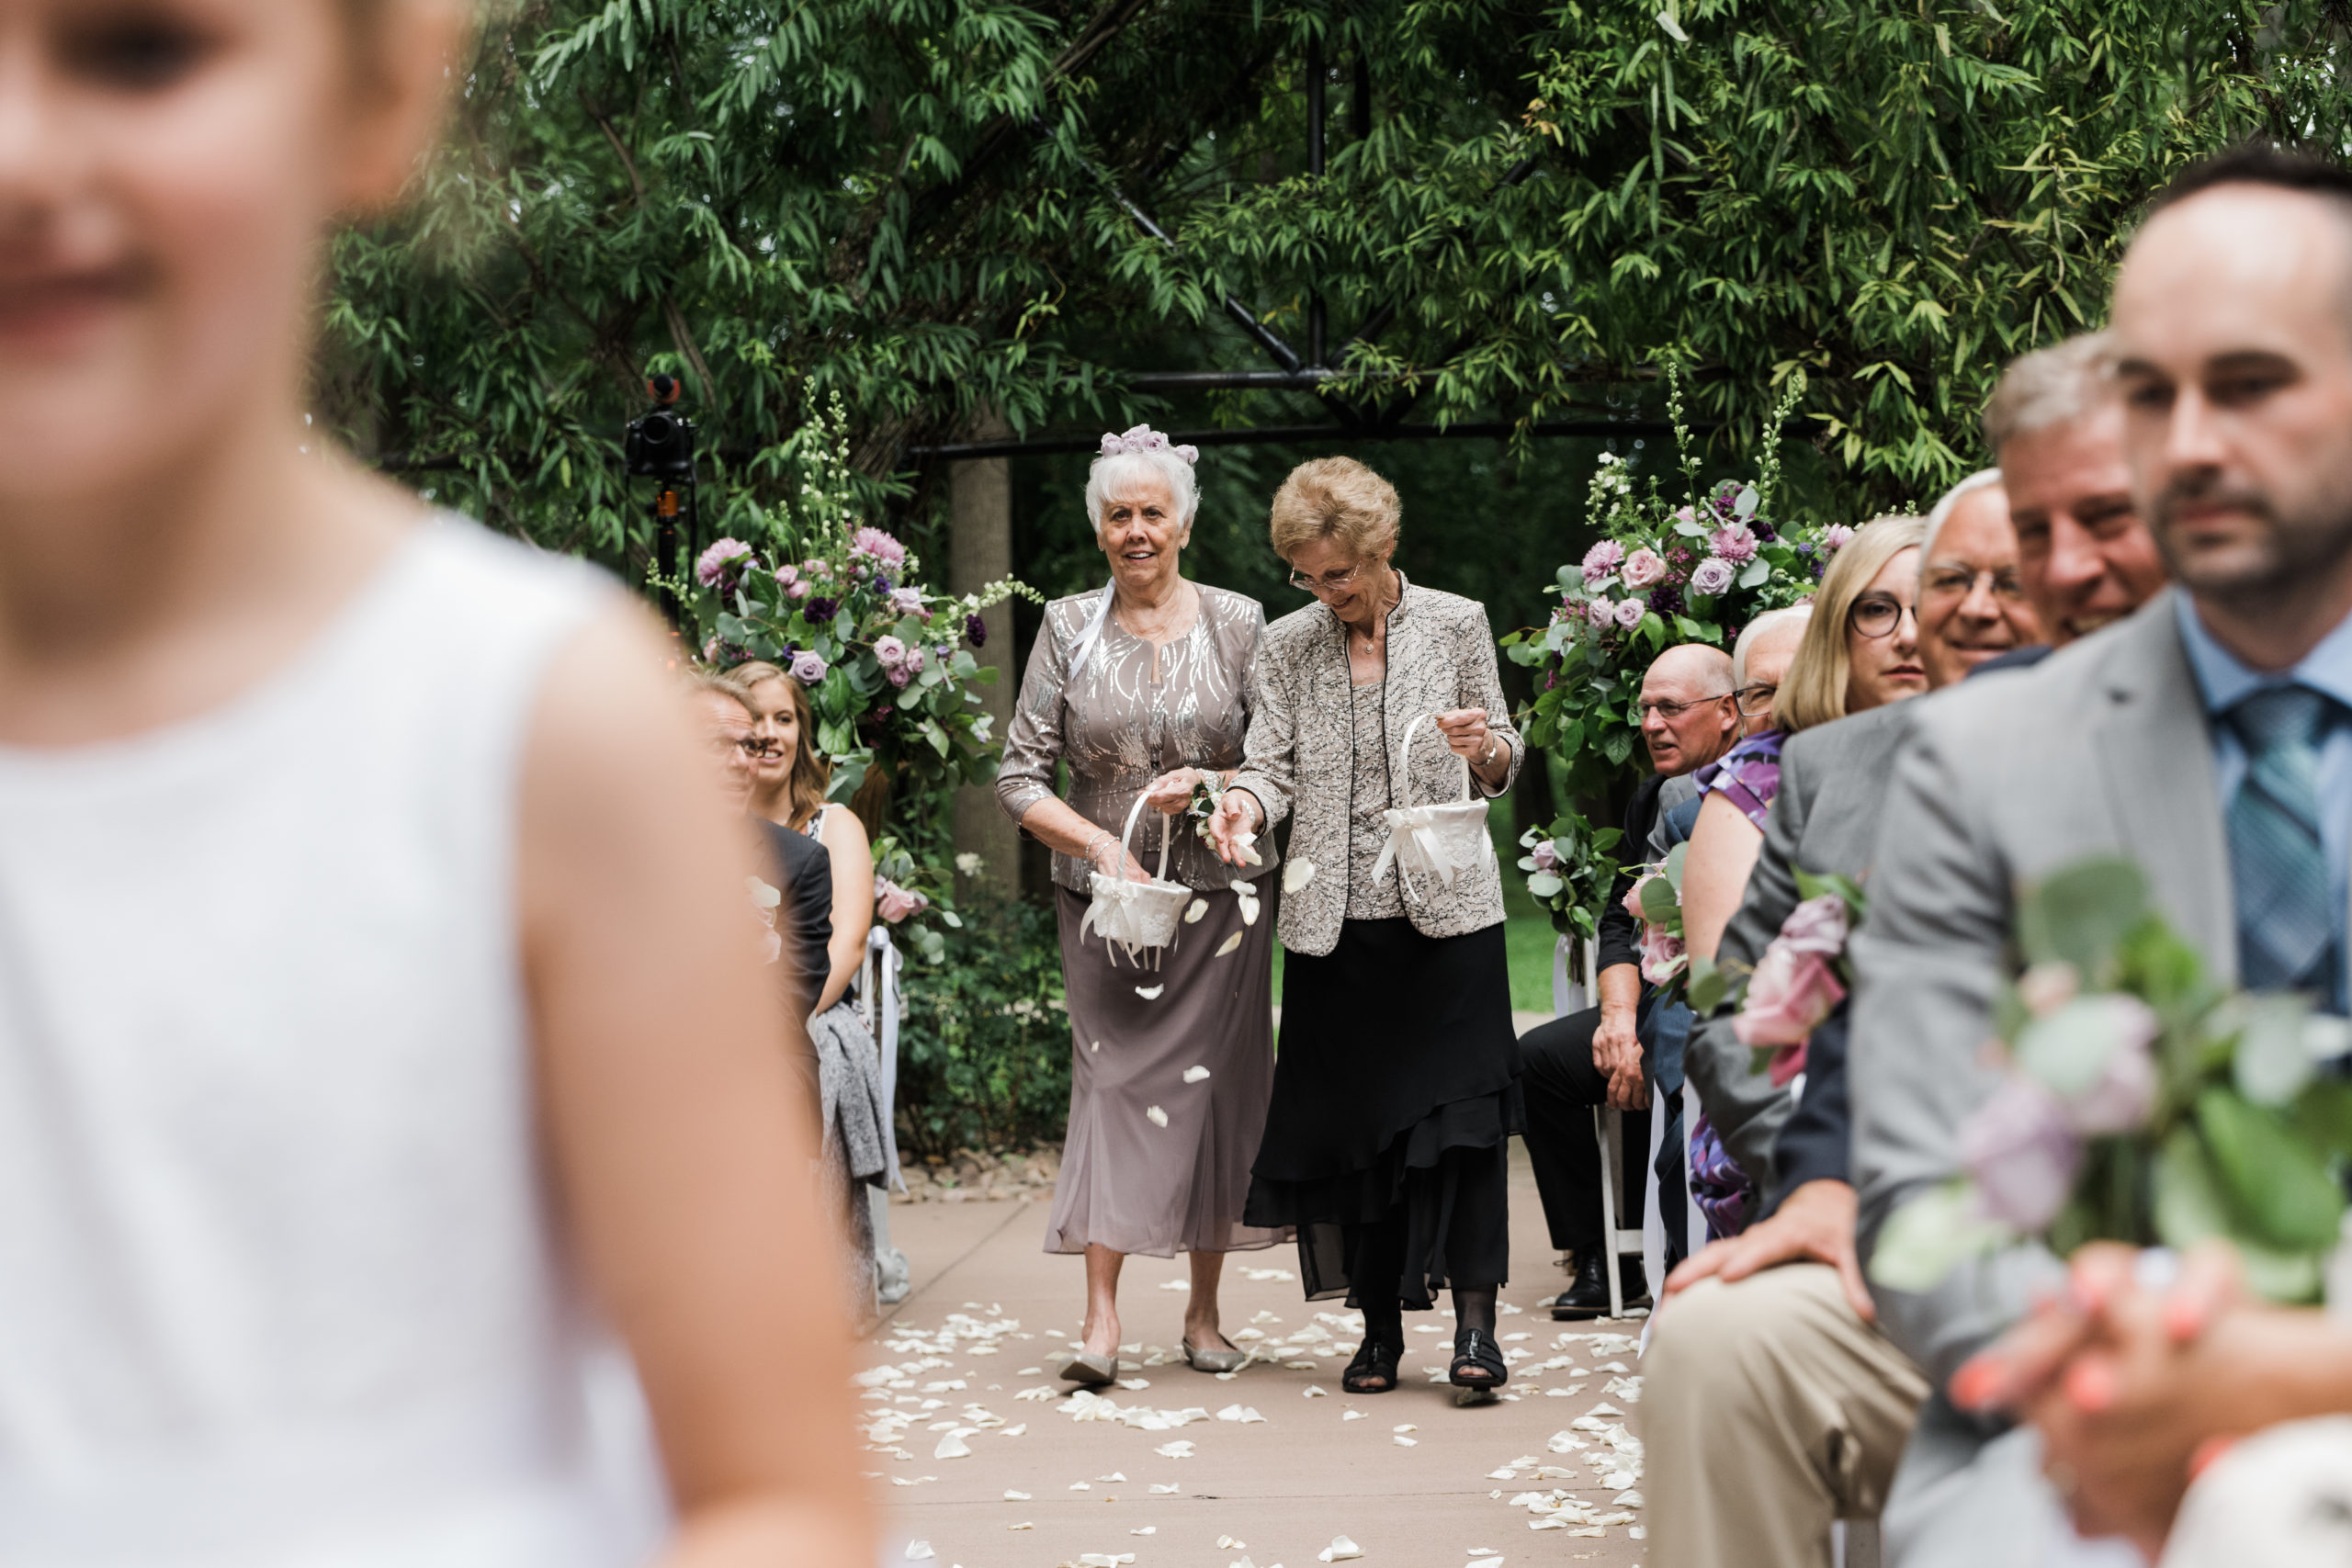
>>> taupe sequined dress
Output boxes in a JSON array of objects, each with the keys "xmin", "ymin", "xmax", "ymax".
[{"xmin": 999, "ymin": 583, "xmax": 1287, "ymax": 1257}]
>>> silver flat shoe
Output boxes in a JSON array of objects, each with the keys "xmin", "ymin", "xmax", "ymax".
[
  {"xmin": 1182, "ymin": 1339, "xmax": 1248, "ymax": 1374},
  {"xmin": 1058, "ymin": 1350, "xmax": 1118, "ymax": 1386}
]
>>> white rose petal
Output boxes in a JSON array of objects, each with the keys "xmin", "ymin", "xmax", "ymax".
[
  {"xmin": 1183, "ymin": 1065, "xmax": 1212, "ymax": 1083},
  {"xmin": 1009, "ymin": 1520, "xmax": 1034, "ymax": 1529},
  {"xmin": 1283, "ymin": 857, "xmax": 1317, "ymax": 892},
  {"xmin": 1215, "ymin": 931, "xmax": 1244, "ymax": 956},
  {"xmin": 1130, "ymin": 1526, "xmax": 1157, "ymax": 1535},
  {"xmin": 1394, "ymin": 1434, "xmax": 1418, "ymax": 1446},
  {"xmin": 1319, "ymin": 1537, "xmax": 1366, "ymax": 1562},
  {"xmin": 905, "ymin": 1544, "xmax": 935, "ymax": 1562},
  {"xmin": 1154, "ymin": 1439, "xmax": 1195, "ymax": 1458},
  {"xmin": 1136, "ymin": 985, "xmax": 1164, "ymax": 999},
  {"xmin": 1215, "ymin": 1404, "xmax": 1265, "ymax": 1423},
  {"xmin": 1304, "ymin": 1385, "xmax": 1329, "ymax": 1398},
  {"xmin": 1003, "ymin": 1490, "xmax": 1030, "ymax": 1500},
  {"xmin": 1216, "ymin": 1539, "xmax": 1247, "ymax": 1552},
  {"xmin": 1342, "ymin": 1409, "xmax": 1367, "ymax": 1421},
  {"xmin": 1151, "ymin": 1483, "xmax": 1180, "ymax": 1494},
  {"xmin": 1186, "ymin": 899, "xmax": 1209, "ymax": 923},
  {"xmin": 1146, "ymin": 1106, "xmax": 1169, "ymax": 1128},
  {"xmin": 933, "ymin": 1430, "xmax": 974, "ymax": 1459}
]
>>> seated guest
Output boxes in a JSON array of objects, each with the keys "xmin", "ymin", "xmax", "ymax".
[
  {"xmin": 691, "ymin": 671, "xmax": 881, "ymax": 1328},
  {"xmin": 1992, "ymin": 332, "xmax": 2166, "ymax": 658},
  {"xmin": 1519, "ymin": 642, "xmax": 1738, "ymax": 1318},
  {"xmin": 1681, "ymin": 518, "xmax": 1928, "ymax": 963},
  {"xmin": 1851, "ymin": 147, "xmax": 2352, "ymax": 1567},
  {"xmin": 1915, "ymin": 471, "xmax": 2047, "ymax": 687},
  {"xmin": 1641, "ymin": 494, "xmax": 2048, "ymax": 1568}
]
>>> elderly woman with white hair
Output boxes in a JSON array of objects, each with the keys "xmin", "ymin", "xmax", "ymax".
[{"xmin": 997, "ymin": 424, "xmax": 1285, "ymax": 1388}]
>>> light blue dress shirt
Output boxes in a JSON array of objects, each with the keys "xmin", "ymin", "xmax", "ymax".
[{"xmin": 2174, "ymin": 595, "xmax": 2352, "ymax": 1012}]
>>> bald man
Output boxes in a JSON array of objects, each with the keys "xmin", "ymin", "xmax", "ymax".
[{"xmin": 1522, "ymin": 640, "xmax": 1739, "ymax": 1319}]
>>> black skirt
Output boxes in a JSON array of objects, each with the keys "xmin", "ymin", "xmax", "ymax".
[{"xmin": 1243, "ymin": 917, "xmax": 1521, "ymax": 1309}]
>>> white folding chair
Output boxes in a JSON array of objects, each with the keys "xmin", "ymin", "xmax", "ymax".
[{"xmin": 1589, "ymin": 1106, "xmax": 1651, "ymax": 1320}]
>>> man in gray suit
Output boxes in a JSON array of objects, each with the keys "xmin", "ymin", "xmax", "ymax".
[
  {"xmin": 1855, "ymin": 145, "xmax": 2352, "ymax": 1564},
  {"xmin": 1641, "ymin": 329, "xmax": 2154, "ymax": 1568}
]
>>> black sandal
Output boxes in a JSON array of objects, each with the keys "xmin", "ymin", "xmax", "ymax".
[
  {"xmin": 1449, "ymin": 1326, "xmax": 1508, "ymax": 1390},
  {"xmin": 1341, "ymin": 1335, "xmax": 1403, "ymax": 1393}
]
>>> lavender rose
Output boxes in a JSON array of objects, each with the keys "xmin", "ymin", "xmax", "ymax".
[
  {"xmin": 1612, "ymin": 597, "xmax": 1647, "ymax": 630},
  {"xmin": 1586, "ymin": 597, "xmax": 1617, "ymax": 628},
  {"xmin": 774, "ymin": 563, "xmax": 799, "ymax": 587},
  {"xmin": 1531, "ymin": 840, "xmax": 1560, "ymax": 873},
  {"xmin": 1710, "ymin": 525, "xmax": 1758, "ymax": 564},
  {"xmin": 873, "ymin": 635, "xmax": 907, "ymax": 667},
  {"xmin": 1622, "ymin": 547, "xmax": 1667, "ymax": 589},
  {"xmin": 1689, "ymin": 557, "xmax": 1736, "ymax": 597},
  {"xmin": 790, "ymin": 650, "xmax": 828, "ymax": 684},
  {"xmin": 1582, "ymin": 539, "xmax": 1626, "ymax": 584},
  {"xmin": 1960, "ymin": 1076, "xmax": 2083, "ymax": 1231}
]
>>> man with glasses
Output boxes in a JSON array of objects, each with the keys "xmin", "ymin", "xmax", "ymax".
[
  {"xmin": 1521, "ymin": 642, "xmax": 1741, "ymax": 1319},
  {"xmin": 1916, "ymin": 472, "xmax": 2048, "ymax": 687}
]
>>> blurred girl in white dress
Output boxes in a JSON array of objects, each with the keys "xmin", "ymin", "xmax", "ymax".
[{"xmin": 0, "ymin": 3, "xmax": 871, "ymax": 1564}]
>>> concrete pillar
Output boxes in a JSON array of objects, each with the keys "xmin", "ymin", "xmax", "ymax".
[{"xmin": 949, "ymin": 412, "xmax": 1023, "ymax": 899}]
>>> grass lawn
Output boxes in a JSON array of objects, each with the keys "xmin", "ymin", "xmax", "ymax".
[{"xmin": 1269, "ymin": 819, "xmax": 1566, "ymax": 1019}]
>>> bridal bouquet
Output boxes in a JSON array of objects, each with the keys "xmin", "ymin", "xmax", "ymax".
[{"xmin": 1871, "ymin": 857, "xmax": 2352, "ymax": 1304}]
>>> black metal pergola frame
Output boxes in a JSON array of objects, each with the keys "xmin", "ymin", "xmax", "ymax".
[{"xmin": 907, "ymin": 28, "xmax": 1699, "ymax": 466}]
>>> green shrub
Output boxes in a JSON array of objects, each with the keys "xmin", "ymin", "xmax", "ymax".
[{"xmin": 894, "ymin": 891, "xmax": 1070, "ymax": 1157}]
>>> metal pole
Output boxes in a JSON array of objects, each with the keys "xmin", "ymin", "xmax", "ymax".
[{"xmin": 1307, "ymin": 30, "xmax": 1327, "ymax": 368}]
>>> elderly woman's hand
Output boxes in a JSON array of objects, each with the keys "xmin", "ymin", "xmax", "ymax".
[
  {"xmin": 1207, "ymin": 787, "xmax": 1263, "ymax": 867},
  {"xmin": 1142, "ymin": 767, "xmax": 1206, "ymax": 816},
  {"xmin": 1435, "ymin": 707, "xmax": 1510, "ymax": 788}
]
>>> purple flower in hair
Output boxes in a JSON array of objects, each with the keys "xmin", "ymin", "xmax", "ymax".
[
  {"xmin": 1100, "ymin": 423, "xmax": 1201, "ymax": 465},
  {"xmin": 1690, "ymin": 557, "xmax": 1736, "ymax": 597}
]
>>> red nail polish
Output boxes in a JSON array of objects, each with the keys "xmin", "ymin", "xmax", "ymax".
[
  {"xmin": 2064, "ymin": 1359, "xmax": 2115, "ymax": 1414},
  {"xmin": 1951, "ymin": 1357, "xmax": 2002, "ymax": 1410}
]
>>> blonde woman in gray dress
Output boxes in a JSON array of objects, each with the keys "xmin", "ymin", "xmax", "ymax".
[{"xmin": 998, "ymin": 426, "xmax": 1285, "ymax": 1387}]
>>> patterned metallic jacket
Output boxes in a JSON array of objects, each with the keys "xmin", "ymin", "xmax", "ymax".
[{"xmin": 1230, "ymin": 573, "xmax": 1522, "ymax": 955}]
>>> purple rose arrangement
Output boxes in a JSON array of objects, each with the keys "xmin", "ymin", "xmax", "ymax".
[
  {"xmin": 1871, "ymin": 855, "xmax": 2352, "ymax": 1305},
  {"xmin": 1507, "ymin": 367, "xmax": 1849, "ymax": 948},
  {"xmin": 667, "ymin": 393, "xmax": 1041, "ymax": 962}
]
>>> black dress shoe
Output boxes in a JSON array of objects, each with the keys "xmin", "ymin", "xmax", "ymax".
[{"xmin": 1549, "ymin": 1251, "xmax": 1650, "ymax": 1320}]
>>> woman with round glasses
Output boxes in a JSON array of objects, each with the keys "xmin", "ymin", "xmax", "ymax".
[
  {"xmin": 1678, "ymin": 517, "xmax": 1930, "ymax": 962},
  {"xmin": 996, "ymin": 426, "xmax": 1285, "ymax": 1389},
  {"xmin": 1206, "ymin": 457, "xmax": 1525, "ymax": 1396}
]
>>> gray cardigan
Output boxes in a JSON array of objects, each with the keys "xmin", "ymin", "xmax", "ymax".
[{"xmin": 1230, "ymin": 575, "xmax": 1522, "ymax": 956}]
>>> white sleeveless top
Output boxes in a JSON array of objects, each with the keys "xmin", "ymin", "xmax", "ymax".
[{"xmin": 0, "ymin": 520, "xmax": 669, "ymax": 1566}]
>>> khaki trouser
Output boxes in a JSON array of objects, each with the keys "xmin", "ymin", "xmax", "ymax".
[{"xmin": 1642, "ymin": 1263, "xmax": 1929, "ymax": 1568}]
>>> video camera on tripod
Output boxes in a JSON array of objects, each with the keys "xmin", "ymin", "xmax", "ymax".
[{"xmin": 625, "ymin": 373, "xmax": 697, "ymax": 624}]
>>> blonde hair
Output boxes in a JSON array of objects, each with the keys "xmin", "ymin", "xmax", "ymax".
[
  {"xmin": 1775, "ymin": 516, "xmax": 1929, "ymax": 734},
  {"xmin": 728, "ymin": 660, "xmax": 832, "ymax": 831},
  {"xmin": 1267, "ymin": 457, "xmax": 1402, "ymax": 564}
]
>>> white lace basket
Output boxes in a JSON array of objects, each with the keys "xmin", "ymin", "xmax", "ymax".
[
  {"xmin": 1372, "ymin": 713, "xmax": 1496, "ymax": 903},
  {"xmin": 1078, "ymin": 792, "xmax": 1194, "ymax": 965}
]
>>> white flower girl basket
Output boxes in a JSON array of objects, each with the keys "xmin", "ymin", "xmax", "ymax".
[
  {"xmin": 1372, "ymin": 713, "xmax": 1498, "ymax": 903},
  {"xmin": 1078, "ymin": 791, "xmax": 1195, "ymax": 966}
]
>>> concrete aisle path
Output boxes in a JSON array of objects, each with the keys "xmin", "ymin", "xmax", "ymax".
[{"xmin": 862, "ymin": 1140, "xmax": 1649, "ymax": 1568}]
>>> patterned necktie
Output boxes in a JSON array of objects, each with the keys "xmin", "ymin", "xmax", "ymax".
[{"xmin": 2226, "ymin": 684, "xmax": 2338, "ymax": 998}]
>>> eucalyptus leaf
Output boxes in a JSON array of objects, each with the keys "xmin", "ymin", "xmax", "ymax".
[
  {"xmin": 1526, "ymin": 871, "xmax": 1566, "ymax": 898},
  {"xmin": 2198, "ymin": 1089, "xmax": 2345, "ymax": 1251},
  {"xmin": 2017, "ymin": 857, "xmax": 2149, "ymax": 978},
  {"xmin": 2233, "ymin": 993, "xmax": 2317, "ymax": 1106},
  {"xmin": 1869, "ymin": 1180, "xmax": 2013, "ymax": 1294}
]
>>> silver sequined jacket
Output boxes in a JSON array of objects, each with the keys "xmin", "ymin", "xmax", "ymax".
[
  {"xmin": 997, "ymin": 583, "xmax": 1279, "ymax": 893},
  {"xmin": 1229, "ymin": 575, "xmax": 1522, "ymax": 956}
]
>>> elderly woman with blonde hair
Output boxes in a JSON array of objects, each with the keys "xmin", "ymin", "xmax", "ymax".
[
  {"xmin": 1207, "ymin": 456, "xmax": 1525, "ymax": 1396},
  {"xmin": 997, "ymin": 426, "xmax": 1286, "ymax": 1388}
]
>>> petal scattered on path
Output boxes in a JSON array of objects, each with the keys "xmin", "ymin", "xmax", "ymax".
[{"xmin": 1319, "ymin": 1536, "xmax": 1366, "ymax": 1562}]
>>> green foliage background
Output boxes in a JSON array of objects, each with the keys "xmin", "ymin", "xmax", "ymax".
[{"xmin": 322, "ymin": 0, "xmax": 2352, "ymax": 1142}]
